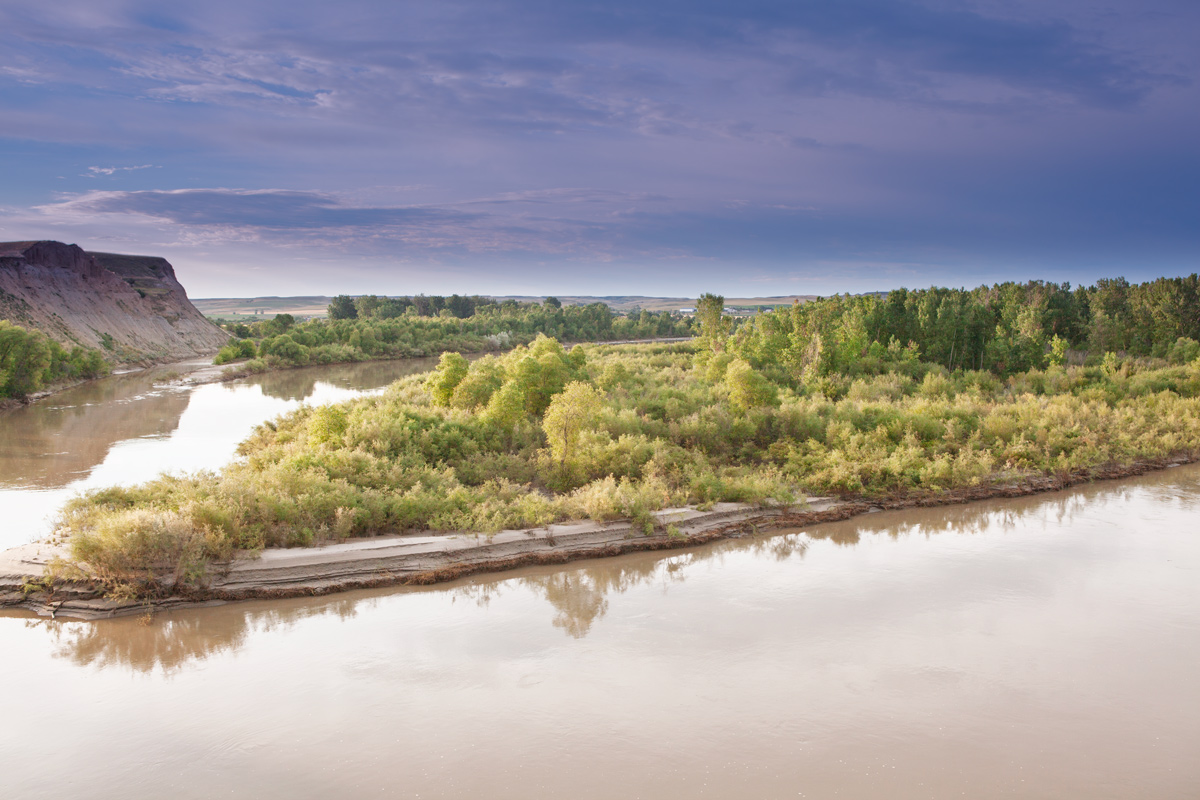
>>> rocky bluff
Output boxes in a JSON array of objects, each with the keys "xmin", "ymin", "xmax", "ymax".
[{"xmin": 0, "ymin": 241, "xmax": 228, "ymax": 363}]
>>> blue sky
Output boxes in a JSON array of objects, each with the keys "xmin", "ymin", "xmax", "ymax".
[{"xmin": 0, "ymin": 0, "xmax": 1196, "ymax": 298}]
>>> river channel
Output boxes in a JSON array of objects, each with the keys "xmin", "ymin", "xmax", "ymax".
[
  {"xmin": 0, "ymin": 358, "xmax": 443, "ymax": 550},
  {"xmin": 1, "ymin": 363, "xmax": 1198, "ymax": 797}
]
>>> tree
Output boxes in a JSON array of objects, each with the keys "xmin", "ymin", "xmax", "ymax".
[
  {"xmin": 482, "ymin": 381, "xmax": 527, "ymax": 430},
  {"xmin": 697, "ymin": 293, "xmax": 731, "ymax": 353},
  {"xmin": 354, "ymin": 295, "xmax": 383, "ymax": 318},
  {"xmin": 426, "ymin": 352, "xmax": 470, "ymax": 406},
  {"xmin": 544, "ymin": 296, "xmax": 562, "ymax": 309},
  {"xmin": 447, "ymin": 294, "xmax": 475, "ymax": 318},
  {"xmin": 450, "ymin": 363, "xmax": 503, "ymax": 410},
  {"xmin": 543, "ymin": 381, "xmax": 603, "ymax": 470},
  {"xmin": 0, "ymin": 321, "xmax": 51, "ymax": 398},
  {"xmin": 328, "ymin": 295, "xmax": 358, "ymax": 320},
  {"xmin": 724, "ymin": 358, "xmax": 778, "ymax": 411}
]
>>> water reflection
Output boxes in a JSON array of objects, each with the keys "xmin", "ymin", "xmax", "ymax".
[
  {"xmin": 250, "ymin": 358, "xmax": 439, "ymax": 401},
  {"xmin": 11, "ymin": 462, "xmax": 1200, "ymax": 674},
  {"xmin": 3, "ymin": 466, "xmax": 1198, "ymax": 800},
  {"xmin": 811, "ymin": 465, "xmax": 1200, "ymax": 546},
  {"xmin": 17, "ymin": 596, "xmax": 365, "ymax": 676},
  {"xmin": 0, "ymin": 365, "xmax": 194, "ymax": 488},
  {"xmin": 0, "ymin": 357, "xmax": 445, "ymax": 549}
]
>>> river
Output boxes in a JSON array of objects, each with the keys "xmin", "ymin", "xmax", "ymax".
[
  {"xmin": 1, "ymin": 362, "xmax": 1198, "ymax": 797},
  {"xmin": 0, "ymin": 358, "xmax": 442, "ymax": 550}
]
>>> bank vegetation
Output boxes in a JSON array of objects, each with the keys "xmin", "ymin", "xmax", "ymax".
[
  {"xmin": 50, "ymin": 283, "xmax": 1200, "ymax": 598},
  {"xmin": 0, "ymin": 321, "xmax": 110, "ymax": 402},
  {"xmin": 210, "ymin": 295, "xmax": 695, "ymax": 376}
]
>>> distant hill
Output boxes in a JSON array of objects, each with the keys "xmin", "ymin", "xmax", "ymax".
[
  {"xmin": 192, "ymin": 296, "xmax": 334, "ymax": 320},
  {"xmin": 0, "ymin": 241, "xmax": 229, "ymax": 363},
  {"xmin": 193, "ymin": 293, "xmax": 824, "ymax": 319}
]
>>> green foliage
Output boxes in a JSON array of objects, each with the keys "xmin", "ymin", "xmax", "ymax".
[
  {"xmin": 0, "ymin": 321, "xmax": 110, "ymax": 399},
  {"xmin": 213, "ymin": 338, "xmax": 257, "ymax": 364},
  {"xmin": 57, "ymin": 332, "xmax": 1200, "ymax": 597},
  {"xmin": 599, "ymin": 362, "xmax": 632, "ymax": 390},
  {"xmin": 328, "ymin": 294, "xmax": 358, "ymax": 320},
  {"xmin": 697, "ymin": 292, "xmax": 731, "ymax": 353},
  {"xmin": 727, "ymin": 274, "xmax": 1200, "ymax": 385},
  {"xmin": 543, "ymin": 381, "xmax": 604, "ymax": 477},
  {"xmin": 1047, "ymin": 335, "xmax": 1069, "ymax": 367},
  {"xmin": 307, "ymin": 405, "xmax": 349, "ymax": 446},
  {"xmin": 724, "ymin": 358, "xmax": 778, "ymax": 411},
  {"xmin": 450, "ymin": 360, "xmax": 503, "ymax": 410},
  {"xmin": 426, "ymin": 352, "xmax": 470, "ymax": 406},
  {"xmin": 1168, "ymin": 337, "xmax": 1200, "ymax": 365},
  {"xmin": 214, "ymin": 297, "xmax": 695, "ymax": 372}
]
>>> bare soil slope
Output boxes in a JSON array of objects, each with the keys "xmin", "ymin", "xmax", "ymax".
[{"xmin": 0, "ymin": 241, "xmax": 228, "ymax": 363}]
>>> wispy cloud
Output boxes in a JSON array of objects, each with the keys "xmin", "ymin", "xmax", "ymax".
[{"xmin": 84, "ymin": 164, "xmax": 158, "ymax": 177}]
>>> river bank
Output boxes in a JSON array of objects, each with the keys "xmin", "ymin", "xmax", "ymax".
[
  {"xmin": 3, "ymin": 452, "xmax": 1193, "ymax": 620},
  {"xmin": 0, "ymin": 337, "xmax": 696, "ymax": 414},
  {"xmin": 0, "ymin": 354, "xmax": 225, "ymax": 414},
  {"xmin": 210, "ymin": 336, "xmax": 694, "ymax": 382}
]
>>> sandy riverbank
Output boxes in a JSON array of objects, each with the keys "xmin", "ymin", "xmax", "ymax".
[{"xmin": 2, "ymin": 452, "xmax": 1194, "ymax": 620}]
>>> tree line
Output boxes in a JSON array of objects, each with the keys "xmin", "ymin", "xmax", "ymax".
[
  {"xmin": 212, "ymin": 297, "xmax": 695, "ymax": 370},
  {"xmin": 0, "ymin": 321, "xmax": 110, "ymax": 399},
  {"xmin": 700, "ymin": 275, "xmax": 1200, "ymax": 390}
]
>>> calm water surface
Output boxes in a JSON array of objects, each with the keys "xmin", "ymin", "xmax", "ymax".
[
  {"xmin": 2, "ymin": 463, "xmax": 1198, "ymax": 798},
  {"xmin": 0, "ymin": 358, "xmax": 441, "ymax": 549}
]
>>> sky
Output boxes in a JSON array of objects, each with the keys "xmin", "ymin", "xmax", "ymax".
[{"xmin": 0, "ymin": 0, "xmax": 1197, "ymax": 298}]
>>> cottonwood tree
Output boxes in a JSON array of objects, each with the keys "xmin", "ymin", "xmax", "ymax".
[
  {"xmin": 697, "ymin": 293, "xmax": 731, "ymax": 353},
  {"xmin": 543, "ymin": 381, "xmax": 603, "ymax": 471},
  {"xmin": 327, "ymin": 295, "xmax": 357, "ymax": 320},
  {"xmin": 426, "ymin": 352, "xmax": 470, "ymax": 406}
]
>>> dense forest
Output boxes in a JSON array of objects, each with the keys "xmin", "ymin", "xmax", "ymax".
[
  {"xmin": 723, "ymin": 276, "xmax": 1200, "ymax": 386},
  {"xmin": 0, "ymin": 321, "xmax": 110, "ymax": 400},
  {"xmin": 211, "ymin": 294, "xmax": 695, "ymax": 372}
]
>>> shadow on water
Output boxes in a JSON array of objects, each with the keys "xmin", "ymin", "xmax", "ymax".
[{"xmin": 16, "ymin": 461, "xmax": 1196, "ymax": 675}]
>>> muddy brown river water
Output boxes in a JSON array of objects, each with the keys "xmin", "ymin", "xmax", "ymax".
[
  {"xmin": 0, "ymin": 358, "xmax": 441, "ymax": 550},
  {"xmin": 1, "ymin": 363, "xmax": 1198, "ymax": 797}
]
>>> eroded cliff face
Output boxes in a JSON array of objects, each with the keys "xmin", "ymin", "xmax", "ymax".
[{"xmin": 0, "ymin": 241, "xmax": 228, "ymax": 363}]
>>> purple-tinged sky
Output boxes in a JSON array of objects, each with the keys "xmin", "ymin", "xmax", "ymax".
[{"xmin": 0, "ymin": 0, "xmax": 1196, "ymax": 297}]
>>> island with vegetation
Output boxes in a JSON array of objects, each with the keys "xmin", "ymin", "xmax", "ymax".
[
  {"xmin": 4, "ymin": 275, "xmax": 1200, "ymax": 614},
  {"xmin": 209, "ymin": 293, "xmax": 696, "ymax": 376}
]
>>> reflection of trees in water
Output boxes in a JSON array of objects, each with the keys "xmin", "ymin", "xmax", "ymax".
[
  {"xmin": 248, "ymin": 358, "xmax": 442, "ymax": 401},
  {"xmin": 804, "ymin": 483, "xmax": 1141, "ymax": 546},
  {"xmin": 448, "ymin": 555, "xmax": 690, "ymax": 638},
  {"xmin": 32, "ymin": 462, "xmax": 1200, "ymax": 670},
  {"xmin": 0, "ymin": 370, "xmax": 191, "ymax": 487},
  {"xmin": 38, "ymin": 596, "xmax": 363, "ymax": 675},
  {"xmin": 253, "ymin": 371, "xmax": 319, "ymax": 401},
  {"xmin": 453, "ymin": 538, "xmax": 807, "ymax": 639}
]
